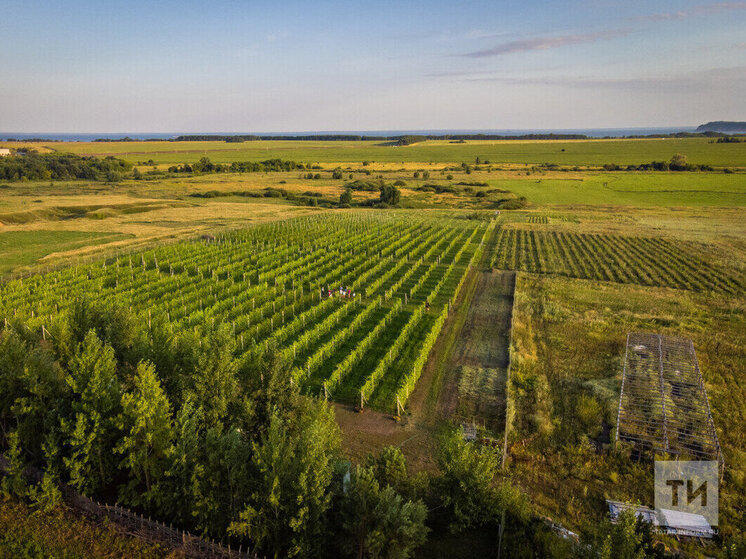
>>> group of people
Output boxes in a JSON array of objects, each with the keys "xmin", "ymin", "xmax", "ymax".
[{"xmin": 323, "ymin": 285, "xmax": 355, "ymax": 299}]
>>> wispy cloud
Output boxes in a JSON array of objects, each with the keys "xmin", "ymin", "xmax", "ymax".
[
  {"xmin": 460, "ymin": 29, "xmax": 628, "ymax": 58},
  {"xmin": 429, "ymin": 66, "xmax": 746, "ymax": 90},
  {"xmin": 636, "ymin": 2, "xmax": 746, "ymax": 22}
]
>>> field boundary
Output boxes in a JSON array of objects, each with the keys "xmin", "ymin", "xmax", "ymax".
[{"xmin": 501, "ymin": 271, "xmax": 517, "ymax": 469}]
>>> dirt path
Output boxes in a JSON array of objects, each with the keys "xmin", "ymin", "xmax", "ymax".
[
  {"xmin": 435, "ymin": 270, "xmax": 515, "ymax": 432},
  {"xmin": 333, "ymin": 403, "xmax": 438, "ymax": 472}
]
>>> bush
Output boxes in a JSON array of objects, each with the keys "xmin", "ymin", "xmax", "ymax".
[
  {"xmin": 497, "ymin": 197, "xmax": 528, "ymax": 210},
  {"xmin": 379, "ymin": 185, "xmax": 401, "ymax": 206},
  {"xmin": 339, "ymin": 189, "xmax": 353, "ymax": 205}
]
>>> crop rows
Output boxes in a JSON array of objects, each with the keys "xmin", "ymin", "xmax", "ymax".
[
  {"xmin": 1, "ymin": 212, "xmax": 491, "ymax": 412},
  {"xmin": 526, "ymin": 215, "xmax": 548, "ymax": 224},
  {"xmin": 491, "ymin": 228, "xmax": 743, "ymax": 294}
]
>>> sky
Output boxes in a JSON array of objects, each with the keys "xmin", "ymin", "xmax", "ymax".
[{"xmin": 0, "ymin": 0, "xmax": 744, "ymax": 132}]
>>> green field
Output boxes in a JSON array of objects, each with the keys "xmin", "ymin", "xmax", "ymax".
[
  {"xmin": 0, "ymin": 230, "xmax": 131, "ymax": 276},
  {"xmin": 502, "ymin": 172, "xmax": 746, "ymax": 206},
  {"xmin": 34, "ymin": 137, "xmax": 746, "ymax": 167}
]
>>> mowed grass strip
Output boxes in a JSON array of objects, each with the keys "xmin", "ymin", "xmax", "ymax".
[
  {"xmin": 491, "ymin": 228, "xmax": 744, "ymax": 294},
  {"xmin": 0, "ymin": 230, "xmax": 132, "ymax": 277}
]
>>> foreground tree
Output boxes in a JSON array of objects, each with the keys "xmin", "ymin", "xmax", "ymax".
[
  {"xmin": 339, "ymin": 465, "xmax": 428, "ymax": 559},
  {"xmin": 229, "ymin": 399, "xmax": 341, "ymax": 558},
  {"xmin": 436, "ymin": 428, "xmax": 527, "ymax": 532},
  {"xmin": 116, "ymin": 361, "xmax": 174, "ymax": 509},
  {"xmin": 61, "ymin": 330, "xmax": 121, "ymax": 494},
  {"xmin": 188, "ymin": 325, "xmax": 239, "ymax": 429},
  {"xmin": 578, "ymin": 509, "xmax": 663, "ymax": 559}
]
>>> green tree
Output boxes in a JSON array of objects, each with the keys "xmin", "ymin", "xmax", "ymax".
[
  {"xmin": 66, "ymin": 299, "xmax": 138, "ymax": 365},
  {"xmin": 187, "ymin": 326, "xmax": 239, "ymax": 429},
  {"xmin": 669, "ymin": 153, "xmax": 688, "ymax": 170},
  {"xmin": 340, "ymin": 189, "xmax": 353, "ymax": 205},
  {"xmin": 237, "ymin": 340, "xmax": 299, "ymax": 432},
  {"xmin": 61, "ymin": 330, "xmax": 121, "ymax": 495},
  {"xmin": 229, "ymin": 399, "xmax": 341, "ymax": 558},
  {"xmin": 1, "ymin": 431, "xmax": 27, "ymax": 499},
  {"xmin": 163, "ymin": 398, "xmax": 202, "ymax": 525},
  {"xmin": 379, "ymin": 185, "xmax": 401, "ymax": 206},
  {"xmin": 28, "ymin": 436, "xmax": 63, "ymax": 512},
  {"xmin": 339, "ymin": 465, "xmax": 428, "ymax": 559},
  {"xmin": 191, "ymin": 426, "xmax": 252, "ymax": 535},
  {"xmin": 116, "ymin": 361, "xmax": 174, "ymax": 509},
  {"xmin": 437, "ymin": 429, "xmax": 527, "ymax": 533},
  {"xmin": 579, "ymin": 509, "xmax": 663, "ymax": 559},
  {"xmin": 0, "ymin": 329, "xmax": 28, "ymax": 434},
  {"xmin": 365, "ymin": 446, "xmax": 408, "ymax": 495}
]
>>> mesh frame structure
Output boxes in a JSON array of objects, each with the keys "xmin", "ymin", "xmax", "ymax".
[{"xmin": 615, "ymin": 333, "xmax": 723, "ymax": 466}]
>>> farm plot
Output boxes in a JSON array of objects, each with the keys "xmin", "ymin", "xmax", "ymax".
[
  {"xmin": 490, "ymin": 228, "xmax": 744, "ymax": 294},
  {"xmin": 0, "ymin": 212, "xmax": 491, "ymax": 413}
]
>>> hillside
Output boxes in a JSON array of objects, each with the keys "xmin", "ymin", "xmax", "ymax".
[{"xmin": 696, "ymin": 121, "xmax": 746, "ymax": 133}]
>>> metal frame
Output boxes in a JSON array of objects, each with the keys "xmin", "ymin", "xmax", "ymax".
[{"xmin": 615, "ymin": 333, "xmax": 723, "ymax": 466}]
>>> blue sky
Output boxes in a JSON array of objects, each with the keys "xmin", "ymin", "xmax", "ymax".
[{"xmin": 1, "ymin": 0, "xmax": 744, "ymax": 132}]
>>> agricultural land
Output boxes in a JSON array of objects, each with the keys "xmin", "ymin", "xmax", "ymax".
[{"xmin": 0, "ymin": 136, "xmax": 744, "ymax": 558}]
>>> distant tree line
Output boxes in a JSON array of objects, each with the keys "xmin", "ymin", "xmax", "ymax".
[
  {"xmin": 602, "ymin": 154, "xmax": 714, "ymax": 172},
  {"xmin": 0, "ymin": 153, "xmax": 132, "ymax": 182},
  {"xmin": 167, "ymin": 157, "xmax": 309, "ymax": 174},
  {"xmin": 174, "ymin": 133, "xmax": 593, "ymax": 143}
]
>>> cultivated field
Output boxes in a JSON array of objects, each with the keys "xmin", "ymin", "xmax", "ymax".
[
  {"xmin": 0, "ymin": 136, "xmax": 744, "ymax": 557},
  {"xmin": 26, "ymin": 137, "xmax": 746, "ymax": 167},
  {"xmin": 0, "ymin": 213, "xmax": 489, "ymax": 413}
]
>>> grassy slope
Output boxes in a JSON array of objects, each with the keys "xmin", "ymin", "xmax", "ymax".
[{"xmin": 0, "ymin": 499, "xmax": 175, "ymax": 558}]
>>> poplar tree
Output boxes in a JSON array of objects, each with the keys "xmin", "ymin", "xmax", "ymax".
[
  {"xmin": 61, "ymin": 330, "xmax": 121, "ymax": 495},
  {"xmin": 340, "ymin": 465, "xmax": 428, "ymax": 559},
  {"xmin": 229, "ymin": 399, "xmax": 341, "ymax": 558},
  {"xmin": 116, "ymin": 361, "xmax": 174, "ymax": 509}
]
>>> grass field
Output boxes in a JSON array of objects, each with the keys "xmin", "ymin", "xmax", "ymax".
[
  {"xmin": 505, "ymin": 273, "xmax": 746, "ymax": 547},
  {"xmin": 16, "ymin": 137, "xmax": 746, "ymax": 167},
  {"xmin": 0, "ymin": 499, "xmax": 172, "ymax": 558},
  {"xmin": 0, "ymin": 230, "xmax": 132, "ymax": 276}
]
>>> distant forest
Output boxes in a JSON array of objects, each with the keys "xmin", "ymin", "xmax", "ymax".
[{"xmin": 0, "ymin": 153, "xmax": 132, "ymax": 182}]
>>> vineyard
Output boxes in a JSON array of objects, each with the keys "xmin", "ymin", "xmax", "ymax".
[
  {"xmin": 490, "ymin": 228, "xmax": 743, "ymax": 294},
  {"xmin": 0, "ymin": 212, "xmax": 491, "ymax": 413}
]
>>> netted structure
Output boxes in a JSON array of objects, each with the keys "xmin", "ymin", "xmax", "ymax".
[{"xmin": 615, "ymin": 333, "xmax": 723, "ymax": 465}]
